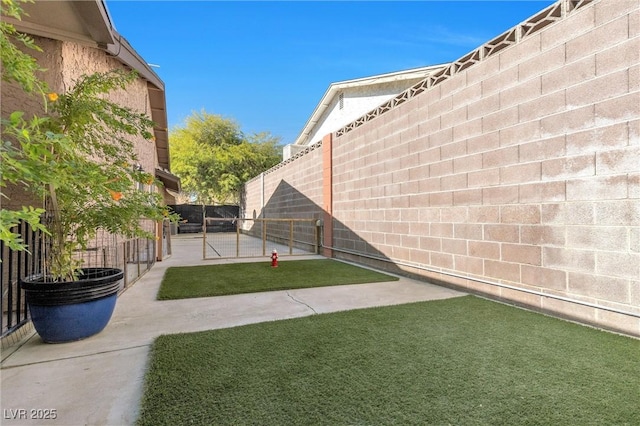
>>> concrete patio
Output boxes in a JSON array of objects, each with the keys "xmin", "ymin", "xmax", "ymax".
[{"xmin": 1, "ymin": 234, "xmax": 465, "ymax": 425}]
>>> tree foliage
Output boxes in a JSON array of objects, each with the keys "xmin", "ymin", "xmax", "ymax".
[
  {"xmin": 1, "ymin": 0, "xmax": 179, "ymax": 278},
  {"xmin": 1, "ymin": 0, "xmax": 49, "ymax": 251},
  {"xmin": 170, "ymin": 111, "xmax": 282, "ymax": 204},
  {"xmin": 0, "ymin": 0, "xmax": 44, "ymax": 94}
]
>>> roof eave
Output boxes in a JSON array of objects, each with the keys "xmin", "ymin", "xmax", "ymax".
[
  {"xmin": 104, "ymin": 32, "xmax": 171, "ymax": 170},
  {"xmin": 6, "ymin": 0, "xmax": 172, "ymax": 172},
  {"xmin": 155, "ymin": 168, "xmax": 181, "ymax": 193},
  {"xmin": 292, "ymin": 64, "xmax": 449, "ymax": 146}
]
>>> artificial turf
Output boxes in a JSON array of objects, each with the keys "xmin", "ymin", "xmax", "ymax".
[
  {"xmin": 157, "ymin": 259, "xmax": 399, "ymax": 300},
  {"xmin": 137, "ymin": 295, "xmax": 640, "ymax": 425}
]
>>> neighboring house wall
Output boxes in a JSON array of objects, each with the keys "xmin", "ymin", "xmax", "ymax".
[
  {"xmin": 305, "ymin": 79, "xmax": 429, "ymax": 148},
  {"xmin": 242, "ymin": 0, "xmax": 640, "ymax": 336}
]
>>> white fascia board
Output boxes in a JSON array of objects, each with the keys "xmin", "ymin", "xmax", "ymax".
[{"xmin": 292, "ymin": 64, "xmax": 448, "ymax": 146}]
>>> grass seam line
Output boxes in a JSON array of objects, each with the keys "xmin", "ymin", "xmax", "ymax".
[{"xmin": 0, "ymin": 343, "xmax": 152, "ymax": 370}]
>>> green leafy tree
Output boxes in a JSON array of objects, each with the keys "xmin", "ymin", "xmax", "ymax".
[
  {"xmin": 1, "ymin": 0, "xmax": 49, "ymax": 251},
  {"xmin": 170, "ymin": 111, "xmax": 282, "ymax": 204},
  {"xmin": 0, "ymin": 0, "xmax": 44, "ymax": 93},
  {"xmin": 1, "ymin": 0, "xmax": 179, "ymax": 279}
]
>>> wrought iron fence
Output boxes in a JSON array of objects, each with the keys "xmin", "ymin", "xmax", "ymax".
[
  {"xmin": 1, "ymin": 220, "xmax": 169, "ymax": 346},
  {"xmin": 1, "ymin": 221, "xmax": 45, "ymax": 344}
]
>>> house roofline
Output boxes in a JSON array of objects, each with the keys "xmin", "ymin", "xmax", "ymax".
[
  {"xmin": 5, "ymin": 0, "xmax": 173, "ymax": 171},
  {"xmin": 293, "ymin": 64, "xmax": 448, "ymax": 146}
]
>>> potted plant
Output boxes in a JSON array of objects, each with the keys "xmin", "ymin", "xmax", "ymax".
[{"xmin": 1, "ymin": 0, "xmax": 177, "ymax": 342}]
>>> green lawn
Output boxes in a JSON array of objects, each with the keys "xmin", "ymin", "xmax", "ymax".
[
  {"xmin": 157, "ymin": 259, "xmax": 399, "ymax": 300},
  {"xmin": 137, "ymin": 296, "xmax": 640, "ymax": 425}
]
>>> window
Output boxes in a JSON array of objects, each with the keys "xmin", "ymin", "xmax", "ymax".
[{"xmin": 338, "ymin": 92, "xmax": 344, "ymax": 110}]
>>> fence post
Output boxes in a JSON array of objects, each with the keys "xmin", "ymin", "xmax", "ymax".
[
  {"xmin": 315, "ymin": 219, "xmax": 322, "ymax": 255},
  {"xmin": 123, "ymin": 240, "xmax": 128, "ymax": 288},
  {"xmin": 202, "ymin": 223, "xmax": 206, "ymax": 260},
  {"xmin": 136, "ymin": 239, "xmax": 141, "ymax": 278},
  {"xmin": 289, "ymin": 220, "xmax": 294, "ymax": 255},
  {"xmin": 262, "ymin": 219, "xmax": 267, "ymax": 256},
  {"xmin": 236, "ymin": 219, "xmax": 240, "ymax": 257}
]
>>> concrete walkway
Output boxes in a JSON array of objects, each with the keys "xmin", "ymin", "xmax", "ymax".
[{"xmin": 1, "ymin": 235, "xmax": 465, "ymax": 425}]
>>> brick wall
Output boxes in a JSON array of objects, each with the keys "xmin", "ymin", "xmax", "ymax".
[
  {"xmin": 242, "ymin": 0, "xmax": 639, "ymax": 336},
  {"xmin": 243, "ymin": 142, "xmax": 325, "ymax": 222}
]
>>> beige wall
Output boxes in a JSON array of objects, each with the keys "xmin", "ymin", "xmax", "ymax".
[
  {"xmin": 1, "ymin": 37, "xmax": 64, "ymax": 211},
  {"xmin": 243, "ymin": 142, "xmax": 325, "ymax": 223},
  {"xmin": 2, "ymin": 37, "xmax": 161, "ymax": 224},
  {"xmin": 60, "ymin": 42, "xmax": 160, "ymax": 237},
  {"xmin": 242, "ymin": 0, "xmax": 640, "ymax": 336},
  {"xmin": 59, "ymin": 42, "xmax": 159, "ymax": 180}
]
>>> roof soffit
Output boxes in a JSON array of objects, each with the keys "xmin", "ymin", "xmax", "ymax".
[
  {"xmin": 6, "ymin": 1, "xmax": 173, "ymax": 172},
  {"xmin": 6, "ymin": 0, "xmax": 114, "ymax": 47},
  {"xmin": 293, "ymin": 64, "xmax": 448, "ymax": 146}
]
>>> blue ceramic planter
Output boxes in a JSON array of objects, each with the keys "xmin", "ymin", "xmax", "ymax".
[
  {"xmin": 27, "ymin": 294, "xmax": 117, "ymax": 343},
  {"xmin": 20, "ymin": 268, "xmax": 123, "ymax": 343}
]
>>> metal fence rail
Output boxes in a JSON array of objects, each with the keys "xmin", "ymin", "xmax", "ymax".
[
  {"xmin": 1, "ymin": 219, "xmax": 171, "ymax": 346},
  {"xmin": 1, "ymin": 221, "xmax": 45, "ymax": 342},
  {"xmin": 203, "ymin": 218, "xmax": 320, "ymax": 259}
]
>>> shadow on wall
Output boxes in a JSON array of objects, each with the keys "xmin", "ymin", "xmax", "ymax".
[
  {"xmin": 242, "ymin": 180, "xmax": 326, "ymax": 254},
  {"xmin": 243, "ymin": 179, "xmax": 412, "ymax": 278},
  {"xmin": 243, "ymin": 180, "xmax": 640, "ymax": 340},
  {"xmin": 242, "ymin": 179, "xmax": 547, "ymax": 307}
]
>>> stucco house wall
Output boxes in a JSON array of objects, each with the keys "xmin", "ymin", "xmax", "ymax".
[
  {"xmin": 60, "ymin": 42, "xmax": 159, "ymax": 180},
  {"xmin": 2, "ymin": 38, "xmax": 160, "ymax": 234},
  {"xmin": 1, "ymin": 1, "xmax": 180, "ymax": 345},
  {"xmin": 1, "ymin": 37, "xmax": 63, "ymax": 212},
  {"xmin": 242, "ymin": 0, "xmax": 640, "ymax": 336},
  {"xmin": 60, "ymin": 42, "xmax": 160, "ymax": 237}
]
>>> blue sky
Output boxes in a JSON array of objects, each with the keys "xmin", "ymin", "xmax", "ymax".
[{"xmin": 106, "ymin": 1, "xmax": 555, "ymax": 145}]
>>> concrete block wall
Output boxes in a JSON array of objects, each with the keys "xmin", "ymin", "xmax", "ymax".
[
  {"xmin": 330, "ymin": 0, "xmax": 639, "ymax": 336},
  {"xmin": 242, "ymin": 0, "xmax": 639, "ymax": 336},
  {"xmin": 242, "ymin": 142, "xmax": 325, "ymax": 244},
  {"xmin": 243, "ymin": 141, "xmax": 324, "ymax": 220}
]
